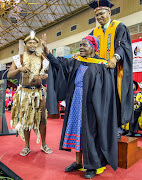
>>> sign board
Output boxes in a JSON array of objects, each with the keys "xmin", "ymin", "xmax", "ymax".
[
  {"xmin": 132, "ymin": 38, "xmax": 142, "ymax": 92},
  {"xmin": 132, "ymin": 39, "xmax": 142, "ymax": 72}
]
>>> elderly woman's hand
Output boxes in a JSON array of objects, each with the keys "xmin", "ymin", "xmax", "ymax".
[
  {"xmin": 106, "ymin": 56, "xmax": 117, "ymax": 69},
  {"xmin": 41, "ymin": 34, "xmax": 49, "ymax": 54},
  {"xmin": 72, "ymin": 52, "xmax": 80, "ymax": 59}
]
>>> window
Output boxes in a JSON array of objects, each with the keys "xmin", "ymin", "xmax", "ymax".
[
  {"xmin": 71, "ymin": 25, "xmax": 77, "ymax": 32},
  {"xmin": 11, "ymin": 50, "xmax": 14, "ymax": 54},
  {"xmin": 140, "ymin": 0, "xmax": 142, "ymax": 5},
  {"xmin": 88, "ymin": 17, "xmax": 96, "ymax": 25},
  {"xmin": 111, "ymin": 7, "xmax": 120, "ymax": 16},
  {"xmin": 56, "ymin": 31, "xmax": 62, "ymax": 37}
]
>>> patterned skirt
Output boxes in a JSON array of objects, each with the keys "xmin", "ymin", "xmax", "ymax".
[{"xmin": 62, "ymin": 64, "xmax": 88, "ymax": 152}]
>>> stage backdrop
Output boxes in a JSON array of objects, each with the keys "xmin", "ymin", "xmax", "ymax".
[{"xmin": 132, "ymin": 38, "xmax": 142, "ymax": 92}]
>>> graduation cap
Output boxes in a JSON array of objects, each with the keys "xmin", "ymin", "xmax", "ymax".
[
  {"xmin": 89, "ymin": 0, "xmax": 114, "ymax": 12},
  {"xmin": 24, "ymin": 30, "xmax": 39, "ymax": 44}
]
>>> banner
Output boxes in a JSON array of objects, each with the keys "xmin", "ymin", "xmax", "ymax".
[
  {"xmin": 132, "ymin": 38, "xmax": 142, "ymax": 92},
  {"xmin": 132, "ymin": 38, "xmax": 142, "ymax": 72}
]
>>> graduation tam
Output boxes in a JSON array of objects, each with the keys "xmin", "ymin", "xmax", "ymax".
[{"xmin": 89, "ymin": 0, "xmax": 114, "ymax": 12}]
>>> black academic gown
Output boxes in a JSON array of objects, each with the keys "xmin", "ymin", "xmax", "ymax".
[
  {"xmin": 46, "ymin": 53, "xmax": 118, "ymax": 170},
  {"xmin": 90, "ymin": 22, "xmax": 134, "ymax": 126}
]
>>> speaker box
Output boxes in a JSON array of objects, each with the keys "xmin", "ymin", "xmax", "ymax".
[{"xmin": 0, "ymin": 161, "xmax": 22, "ymax": 180}]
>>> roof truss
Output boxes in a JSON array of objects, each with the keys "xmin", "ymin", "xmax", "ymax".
[{"xmin": 0, "ymin": 0, "xmax": 92, "ymax": 50}]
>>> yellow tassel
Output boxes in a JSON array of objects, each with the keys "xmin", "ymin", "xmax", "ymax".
[{"xmin": 119, "ymin": 41, "xmax": 120, "ymax": 46}]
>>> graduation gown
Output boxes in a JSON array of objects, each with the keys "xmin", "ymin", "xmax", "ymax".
[
  {"xmin": 46, "ymin": 53, "xmax": 118, "ymax": 170},
  {"xmin": 90, "ymin": 20, "xmax": 134, "ymax": 126}
]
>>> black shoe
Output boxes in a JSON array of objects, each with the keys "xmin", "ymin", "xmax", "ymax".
[
  {"xmin": 84, "ymin": 169, "xmax": 96, "ymax": 179},
  {"xmin": 65, "ymin": 162, "xmax": 82, "ymax": 172}
]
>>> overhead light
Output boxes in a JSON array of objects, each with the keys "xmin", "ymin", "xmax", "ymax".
[{"xmin": 0, "ymin": 0, "xmax": 20, "ymax": 17}]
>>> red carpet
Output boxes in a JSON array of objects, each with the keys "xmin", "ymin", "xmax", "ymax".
[{"xmin": 1, "ymin": 111, "xmax": 142, "ymax": 180}]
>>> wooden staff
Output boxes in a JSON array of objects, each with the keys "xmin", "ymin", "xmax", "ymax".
[{"xmin": 16, "ymin": 40, "xmax": 24, "ymax": 137}]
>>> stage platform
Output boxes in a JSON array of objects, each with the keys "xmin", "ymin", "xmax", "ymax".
[{"xmin": 1, "ymin": 112, "xmax": 142, "ymax": 179}]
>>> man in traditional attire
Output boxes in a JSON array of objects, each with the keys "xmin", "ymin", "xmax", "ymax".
[
  {"xmin": 7, "ymin": 31, "xmax": 52, "ymax": 156},
  {"xmin": 89, "ymin": 0, "xmax": 134, "ymax": 136},
  {"xmin": 41, "ymin": 34, "xmax": 118, "ymax": 179}
]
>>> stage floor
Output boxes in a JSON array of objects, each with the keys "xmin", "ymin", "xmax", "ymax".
[{"xmin": 1, "ymin": 111, "xmax": 142, "ymax": 180}]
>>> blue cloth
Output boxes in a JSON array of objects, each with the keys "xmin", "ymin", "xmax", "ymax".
[
  {"xmin": 62, "ymin": 64, "xmax": 88, "ymax": 151},
  {"xmin": 64, "ymin": 54, "xmax": 73, "ymax": 58}
]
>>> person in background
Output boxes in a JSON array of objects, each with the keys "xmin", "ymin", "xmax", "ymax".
[
  {"xmin": 9, "ymin": 87, "xmax": 13, "ymax": 101},
  {"xmin": 127, "ymin": 81, "xmax": 142, "ymax": 136},
  {"xmin": 5, "ymin": 87, "xmax": 10, "ymax": 110}
]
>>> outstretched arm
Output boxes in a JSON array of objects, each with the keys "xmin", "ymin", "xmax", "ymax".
[
  {"xmin": 41, "ymin": 34, "xmax": 60, "ymax": 68},
  {"xmin": 41, "ymin": 33, "xmax": 75, "ymax": 76}
]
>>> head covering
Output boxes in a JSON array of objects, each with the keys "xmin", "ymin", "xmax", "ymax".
[
  {"xmin": 89, "ymin": 0, "xmax": 114, "ymax": 13},
  {"xmin": 133, "ymin": 81, "xmax": 138, "ymax": 91},
  {"xmin": 82, "ymin": 35, "xmax": 99, "ymax": 51},
  {"xmin": 24, "ymin": 30, "xmax": 39, "ymax": 44}
]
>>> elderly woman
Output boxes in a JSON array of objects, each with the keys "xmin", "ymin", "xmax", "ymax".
[{"xmin": 41, "ymin": 35, "xmax": 118, "ymax": 179}]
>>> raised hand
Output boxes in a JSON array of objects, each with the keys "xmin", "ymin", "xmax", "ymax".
[
  {"xmin": 72, "ymin": 52, "xmax": 80, "ymax": 59},
  {"xmin": 41, "ymin": 34, "xmax": 49, "ymax": 54}
]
